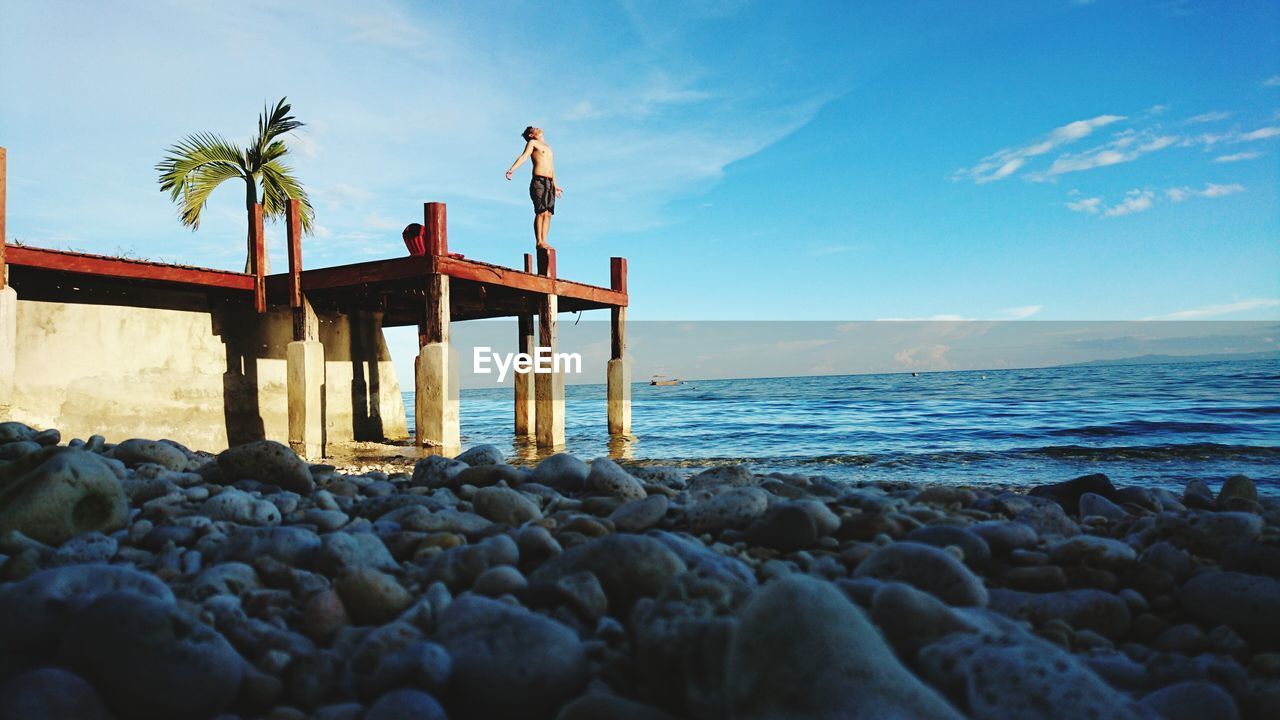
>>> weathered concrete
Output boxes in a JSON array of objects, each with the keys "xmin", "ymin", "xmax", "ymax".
[
  {"xmin": 607, "ymin": 357, "xmax": 631, "ymax": 436},
  {"xmin": 0, "ymin": 286, "xmax": 15, "ymax": 416},
  {"xmin": 415, "ymin": 342, "xmax": 460, "ymax": 454},
  {"xmin": 535, "ymin": 294, "xmax": 565, "ymax": 449},
  {"xmin": 287, "ymin": 340, "xmax": 325, "ymax": 459},
  {"xmin": 7, "ymin": 298, "xmax": 407, "ymax": 452},
  {"xmin": 514, "ymin": 315, "xmax": 535, "ymax": 437}
]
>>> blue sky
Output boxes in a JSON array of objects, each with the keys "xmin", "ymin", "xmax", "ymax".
[{"xmin": 2, "ymin": 0, "xmax": 1277, "ymax": 334}]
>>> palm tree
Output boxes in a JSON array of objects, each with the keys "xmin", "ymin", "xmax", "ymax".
[{"xmin": 157, "ymin": 98, "xmax": 315, "ymax": 273}]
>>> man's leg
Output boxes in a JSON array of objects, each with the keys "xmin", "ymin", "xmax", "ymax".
[
  {"xmin": 535, "ymin": 211, "xmax": 551, "ymax": 249},
  {"xmin": 533, "ymin": 213, "xmax": 542, "ymax": 248}
]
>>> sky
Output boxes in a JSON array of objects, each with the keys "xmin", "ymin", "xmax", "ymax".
[{"xmin": 2, "ymin": 0, "xmax": 1279, "ymax": 382}]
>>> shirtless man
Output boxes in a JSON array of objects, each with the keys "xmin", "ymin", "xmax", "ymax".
[{"xmin": 505, "ymin": 126, "xmax": 563, "ymax": 250}]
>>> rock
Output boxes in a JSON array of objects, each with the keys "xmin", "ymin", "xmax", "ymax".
[
  {"xmin": 648, "ymin": 530, "xmax": 757, "ymax": 593},
  {"xmin": 51, "ymin": 531, "xmax": 116, "ymax": 565},
  {"xmin": 969, "ymin": 520, "xmax": 1038, "ymax": 555},
  {"xmin": 1014, "ymin": 502, "xmax": 1079, "ymax": 538},
  {"xmin": 111, "ymin": 438, "xmax": 188, "ymax": 471},
  {"xmin": 190, "ymin": 562, "xmax": 259, "ymax": 600},
  {"xmin": 1183, "ymin": 479, "xmax": 1215, "ymax": 509},
  {"xmin": 555, "ymin": 694, "xmax": 680, "ymax": 720},
  {"xmin": 687, "ymin": 464, "xmax": 755, "ymax": 491},
  {"xmin": 917, "ymin": 628, "xmax": 1150, "ymax": 720},
  {"xmin": 587, "ymin": 458, "xmax": 647, "ymax": 502},
  {"xmin": 745, "ymin": 502, "xmax": 819, "ymax": 551},
  {"xmin": 454, "ymin": 464, "xmax": 525, "ymax": 489},
  {"xmin": 1079, "ymin": 492, "xmax": 1128, "ymax": 520},
  {"xmin": 987, "ymin": 588, "xmax": 1131, "ymax": 640},
  {"xmin": 870, "ymin": 582, "xmax": 991, "ymax": 659},
  {"xmin": 0, "ymin": 447, "xmax": 128, "ymax": 545},
  {"xmin": 303, "ymin": 588, "xmax": 350, "ymax": 642},
  {"xmin": 365, "ymin": 689, "xmax": 448, "ymax": 720},
  {"xmin": 1222, "ymin": 542, "xmax": 1280, "ymax": 579},
  {"xmin": 200, "ymin": 487, "xmax": 281, "ymax": 525},
  {"xmin": 1178, "ymin": 570, "xmax": 1280, "ymax": 644},
  {"xmin": 1114, "ymin": 487, "xmax": 1159, "ymax": 511},
  {"xmin": 532, "ymin": 453, "xmax": 591, "ymax": 493},
  {"xmin": 905, "ymin": 525, "xmax": 992, "ymax": 569},
  {"xmin": 914, "ymin": 485, "xmax": 976, "ymax": 506},
  {"xmin": 360, "ymin": 640, "xmax": 452, "ymax": 700},
  {"xmin": 530, "ymin": 534, "xmax": 687, "ymax": 614},
  {"xmin": 411, "ymin": 455, "xmax": 468, "ymax": 488},
  {"xmin": 1028, "ymin": 473, "xmax": 1116, "ymax": 514},
  {"xmin": 384, "ymin": 506, "xmax": 491, "ymax": 535},
  {"xmin": 686, "ymin": 486, "xmax": 769, "ymax": 532},
  {"xmin": 216, "ymin": 439, "xmax": 314, "ymax": 493},
  {"xmin": 213, "ymin": 525, "xmax": 321, "ymax": 567},
  {"xmin": 435, "ymin": 594, "xmax": 587, "ymax": 720},
  {"xmin": 725, "ymin": 575, "xmax": 962, "ymax": 719},
  {"xmin": 0, "ymin": 440, "xmax": 41, "ymax": 461},
  {"xmin": 610, "ymin": 495, "xmax": 669, "ymax": 533},
  {"xmin": 472, "ymin": 486, "xmax": 542, "ymax": 525},
  {"xmin": 1216, "ymin": 475, "xmax": 1257, "ymax": 505},
  {"xmin": 0, "ymin": 667, "xmax": 113, "ymax": 720},
  {"xmin": 59, "ymin": 592, "xmax": 244, "ymax": 720},
  {"xmin": 1141, "ymin": 681, "xmax": 1240, "ymax": 720},
  {"xmin": 317, "ymin": 531, "xmax": 398, "ymax": 575},
  {"xmin": 1004, "ymin": 565, "xmax": 1068, "ymax": 592},
  {"xmin": 455, "ymin": 444, "xmax": 506, "ymax": 467},
  {"xmin": 0, "ymin": 564, "xmax": 173, "ymax": 659},
  {"xmin": 0, "ymin": 421, "xmax": 37, "ymax": 444},
  {"xmin": 473, "ymin": 565, "xmax": 528, "ymax": 596},
  {"xmin": 336, "ymin": 568, "xmax": 413, "ymax": 625},
  {"xmin": 854, "ymin": 541, "xmax": 988, "ymax": 607},
  {"xmin": 1048, "ymin": 535, "xmax": 1137, "ymax": 571},
  {"xmin": 421, "ymin": 535, "xmax": 519, "ymax": 592}
]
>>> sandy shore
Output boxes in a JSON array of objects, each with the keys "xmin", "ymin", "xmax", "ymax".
[{"xmin": 1, "ymin": 421, "xmax": 1278, "ymax": 719}]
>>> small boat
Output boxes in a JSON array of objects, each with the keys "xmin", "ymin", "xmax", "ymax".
[{"xmin": 650, "ymin": 374, "xmax": 684, "ymax": 386}]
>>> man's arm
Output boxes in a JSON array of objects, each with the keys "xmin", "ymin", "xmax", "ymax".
[{"xmin": 505, "ymin": 141, "xmax": 534, "ymax": 180}]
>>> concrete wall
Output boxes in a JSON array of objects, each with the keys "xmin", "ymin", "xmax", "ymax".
[{"xmin": 3, "ymin": 296, "xmax": 408, "ymax": 453}]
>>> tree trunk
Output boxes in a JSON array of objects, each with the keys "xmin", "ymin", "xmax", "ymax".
[{"xmin": 244, "ymin": 176, "xmax": 268, "ymax": 274}]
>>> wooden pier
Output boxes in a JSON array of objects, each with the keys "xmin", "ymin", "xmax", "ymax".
[{"xmin": 0, "ymin": 146, "xmax": 630, "ymax": 456}]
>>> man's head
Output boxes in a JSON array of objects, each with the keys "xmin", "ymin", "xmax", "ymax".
[{"xmin": 522, "ymin": 126, "xmax": 543, "ymax": 141}]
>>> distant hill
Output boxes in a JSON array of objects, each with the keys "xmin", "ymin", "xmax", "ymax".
[{"xmin": 1061, "ymin": 350, "xmax": 1280, "ymax": 368}]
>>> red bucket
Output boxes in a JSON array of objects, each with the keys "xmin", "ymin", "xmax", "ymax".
[{"xmin": 402, "ymin": 223, "xmax": 426, "ymax": 256}]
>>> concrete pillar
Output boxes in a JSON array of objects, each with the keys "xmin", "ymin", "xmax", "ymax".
[
  {"xmin": 535, "ymin": 248, "xmax": 564, "ymax": 449},
  {"xmin": 0, "ymin": 286, "xmax": 16, "ymax": 412},
  {"xmin": 514, "ymin": 314, "xmax": 535, "ymax": 437},
  {"xmin": 607, "ymin": 257, "xmax": 631, "ymax": 437},
  {"xmin": 286, "ymin": 340, "xmax": 325, "ymax": 458},
  {"xmin": 416, "ymin": 269, "xmax": 459, "ymax": 452}
]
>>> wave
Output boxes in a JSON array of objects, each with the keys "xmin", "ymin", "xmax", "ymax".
[{"xmin": 1045, "ymin": 420, "xmax": 1247, "ymax": 437}]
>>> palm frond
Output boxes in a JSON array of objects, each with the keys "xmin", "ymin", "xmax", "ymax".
[
  {"xmin": 251, "ymin": 98, "xmax": 304, "ymax": 165},
  {"xmin": 156, "ymin": 132, "xmax": 246, "ymax": 202},
  {"xmin": 260, "ymin": 160, "xmax": 316, "ymax": 234},
  {"xmin": 176, "ymin": 162, "xmax": 246, "ymax": 230}
]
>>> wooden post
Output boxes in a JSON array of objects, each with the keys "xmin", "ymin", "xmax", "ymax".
[
  {"xmin": 535, "ymin": 248, "xmax": 564, "ymax": 448},
  {"xmin": 425, "ymin": 202, "xmax": 447, "ymax": 256},
  {"xmin": 0, "ymin": 147, "xmax": 7, "ymax": 289},
  {"xmin": 607, "ymin": 257, "xmax": 631, "ymax": 436},
  {"xmin": 416, "ymin": 201, "xmax": 459, "ymax": 451},
  {"xmin": 250, "ymin": 203, "xmax": 266, "ymax": 313},
  {"xmin": 286, "ymin": 199, "xmax": 307, "ymax": 340},
  {"xmin": 514, "ymin": 253, "xmax": 536, "ymax": 437}
]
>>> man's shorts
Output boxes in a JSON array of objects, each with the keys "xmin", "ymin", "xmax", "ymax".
[{"xmin": 530, "ymin": 175, "xmax": 556, "ymax": 215}]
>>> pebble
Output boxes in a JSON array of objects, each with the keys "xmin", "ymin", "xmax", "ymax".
[
  {"xmin": 1027, "ymin": 473, "xmax": 1117, "ymax": 514},
  {"xmin": 1079, "ymin": 491, "xmax": 1129, "ymax": 520},
  {"xmin": 609, "ymin": 494, "xmax": 669, "ymax": 533},
  {"xmin": 435, "ymin": 594, "xmax": 588, "ymax": 720},
  {"xmin": 587, "ymin": 458, "xmax": 647, "ymax": 502},
  {"xmin": 200, "ymin": 487, "xmax": 281, "ymax": 525},
  {"xmin": 473, "ymin": 564, "xmax": 529, "ymax": 596},
  {"xmin": 1048, "ymin": 535, "xmax": 1137, "ymax": 571},
  {"xmin": 969, "ymin": 520, "xmax": 1038, "ymax": 555},
  {"xmin": 317, "ymin": 531, "xmax": 398, "ymax": 575},
  {"xmin": 1178, "ymin": 570, "xmax": 1280, "ymax": 644},
  {"xmin": 365, "ymin": 689, "xmax": 448, "ymax": 720},
  {"xmin": 213, "ymin": 525, "xmax": 321, "ymax": 567},
  {"xmin": 745, "ymin": 502, "xmax": 820, "ymax": 551},
  {"xmin": 554, "ymin": 694, "xmax": 680, "ymax": 720},
  {"xmin": 59, "ymin": 592, "xmax": 244, "ymax": 720},
  {"xmin": 905, "ymin": 524, "xmax": 992, "ymax": 569},
  {"xmin": 686, "ymin": 486, "xmax": 770, "ymax": 532},
  {"xmin": 0, "ymin": 667, "xmax": 113, "ymax": 720},
  {"xmin": 472, "ymin": 486, "xmax": 543, "ymax": 525},
  {"xmin": 1141, "ymin": 680, "xmax": 1241, "ymax": 720},
  {"xmin": 988, "ymin": 588, "xmax": 1131, "ymax": 640},
  {"xmin": 455, "ymin": 444, "xmax": 506, "ymax": 467},
  {"xmin": 1004, "ymin": 565, "xmax": 1068, "ymax": 592},
  {"xmin": 725, "ymin": 574, "xmax": 963, "ymax": 719},
  {"xmin": 531, "ymin": 534, "xmax": 687, "ymax": 613},
  {"xmin": 336, "ymin": 568, "xmax": 413, "ymax": 625},
  {"xmin": 110, "ymin": 438, "xmax": 189, "ymax": 471},
  {"xmin": 532, "ymin": 453, "xmax": 591, "ymax": 493},
  {"xmin": 0, "ymin": 447, "xmax": 129, "ymax": 545},
  {"xmin": 1215, "ymin": 475, "xmax": 1257, "ymax": 505},
  {"xmin": 854, "ymin": 541, "xmax": 988, "ymax": 606},
  {"xmin": 410, "ymin": 455, "xmax": 468, "ymax": 488},
  {"xmin": 216, "ymin": 439, "xmax": 315, "ymax": 494}
]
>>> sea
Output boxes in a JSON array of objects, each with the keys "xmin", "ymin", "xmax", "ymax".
[{"xmin": 405, "ymin": 358, "xmax": 1280, "ymax": 494}]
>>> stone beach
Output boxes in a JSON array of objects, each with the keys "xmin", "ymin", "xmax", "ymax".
[{"xmin": 1, "ymin": 420, "xmax": 1279, "ymax": 719}]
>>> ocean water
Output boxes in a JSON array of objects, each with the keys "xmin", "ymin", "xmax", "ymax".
[{"xmin": 405, "ymin": 358, "xmax": 1280, "ymax": 493}]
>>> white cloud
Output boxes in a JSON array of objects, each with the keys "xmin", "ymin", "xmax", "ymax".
[
  {"xmin": 806, "ymin": 244, "xmax": 858, "ymax": 257},
  {"xmin": 1032, "ymin": 133, "xmax": 1177, "ymax": 180},
  {"xmin": 1166, "ymin": 183, "xmax": 1244, "ymax": 202},
  {"xmin": 1239, "ymin": 126, "xmax": 1280, "ymax": 141},
  {"xmin": 894, "ymin": 344, "xmax": 953, "ymax": 370},
  {"xmin": 1184, "ymin": 111, "xmax": 1231, "ymax": 124},
  {"xmin": 1213, "ymin": 152, "xmax": 1261, "ymax": 163},
  {"xmin": 1264, "ymin": 76, "xmax": 1280, "ymax": 87},
  {"xmin": 1144, "ymin": 298, "xmax": 1280, "ymax": 320},
  {"xmin": 953, "ymin": 114, "xmax": 1126, "ymax": 183},
  {"xmin": 1000, "ymin": 305, "xmax": 1044, "ymax": 319},
  {"xmin": 1103, "ymin": 189, "xmax": 1155, "ymax": 217},
  {"xmin": 1066, "ymin": 196, "xmax": 1102, "ymax": 215},
  {"xmin": 876, "ymin": 314, "xmax": 975, "ymax": 322}
]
